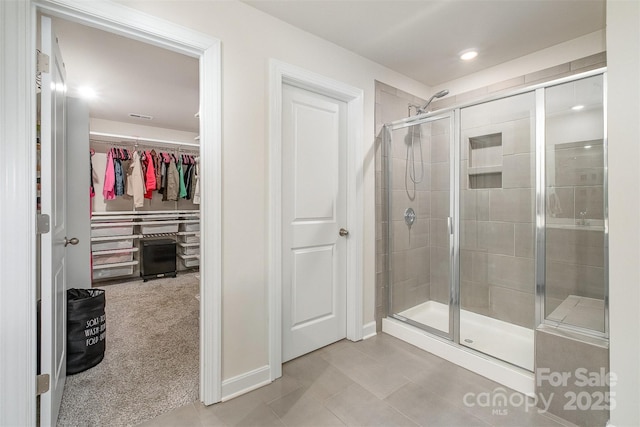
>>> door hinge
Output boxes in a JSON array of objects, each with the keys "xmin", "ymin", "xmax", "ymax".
[
  {"xmin": 37, "ymin": 51, "xmax": 50, "ymax": 74},
  {"xmin": 37, "ymin": 214, "xmax": 50, "ymax": 234},
  {"xmin": 36, "ymin": 374, "xmax": 50, "ymax": 396}
]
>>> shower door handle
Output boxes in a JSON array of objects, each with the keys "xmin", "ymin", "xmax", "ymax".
[
  {"xmin": 64, "ymin": 237, "xmax": 79, "ymax": 247},
  {"xmin": 447, "ymin": 217, "xmax": 453, "ymax": 235}
]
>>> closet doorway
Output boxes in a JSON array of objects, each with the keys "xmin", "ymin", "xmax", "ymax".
[{"xmin": 35, "ymin": 6, "xmax": 220, "ymax": 425}]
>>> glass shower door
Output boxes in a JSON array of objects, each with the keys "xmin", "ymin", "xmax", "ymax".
[
  {"xmin": 544, "ymin": 74, "xmax": 607, "ymax": 335},
  {"xmin": 458, "ymin": 92, "xmax": 537, "ymax": 370},
  {"xmin": 386, "ymin": 113, "xmax": 454, "ymax": 338}
]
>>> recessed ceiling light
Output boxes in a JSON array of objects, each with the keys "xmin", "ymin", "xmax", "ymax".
[
  {"xmin": 78, "ymin": 86, "xmax": 96, "ymax": 99},
  {"xmin": 571, "ymin": 104, "xmax": 585, "ymax": 111},
  {"xmin": 460, "ymin": 49, "xmax": 478, "ymax": 61}
]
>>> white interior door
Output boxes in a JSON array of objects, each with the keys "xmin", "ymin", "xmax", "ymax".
[
  {"xmin": 66, "ymin": 98, "xmax": 91, "ymax": 289},
  {"xmin": 282, "ymin": 84, "xmax": 348, "ymax": 362},
  {"xmin": 40, "ymin": 15, "xmax": 68, "ymax": 427}
]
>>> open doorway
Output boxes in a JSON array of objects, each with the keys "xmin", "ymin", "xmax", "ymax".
[
  {"xmin": 0, "ymin": 2, "xmax": 220, "ymax": 424},
  {"xmin": 35, "ymin": 7, "xmax": 218, "ymax": 425}
]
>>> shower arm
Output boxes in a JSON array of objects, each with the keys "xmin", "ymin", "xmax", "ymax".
[
  {"xmin": 408, "ymin": 89, "xmax": 450, "ymax": 116},
  {"xmin": 408, "ymin": 104, "xmax": 421, "ymax": 116}
]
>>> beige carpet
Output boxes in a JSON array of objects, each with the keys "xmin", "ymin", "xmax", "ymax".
[{"xmin": 57, "ymin": 273, "xmax": 200, "ymax": 426}]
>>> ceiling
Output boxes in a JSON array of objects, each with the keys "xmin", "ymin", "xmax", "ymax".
[
  {"xmin": 243, "ymin": 0, "xmax": 605, "ymax": 86},
  {"xmin": 49, "ymin": 1, "xmax": 605, "ymax": 134},
  {"xmin": 51, "ymin": 16, "xmax": 200, "ymax": 133}
]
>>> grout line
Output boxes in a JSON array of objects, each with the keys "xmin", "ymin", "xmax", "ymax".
[
  {"xmin": 322, "ymin": 399, "xmax": 349, "ymax": 426},
  {"xmin": 266, "ymin": 405, "xmax": 286, "ymax": 427},
  {"xmin": 262, "ymin": 380, "xmax": 305, "ymax": 406}
]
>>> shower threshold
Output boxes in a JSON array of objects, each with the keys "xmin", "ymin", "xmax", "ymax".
[
  {"xmin": 384, "ymin": 302, "xmax": 535, "ymax": 395},
  {"xmin": 397, "ymin": 301, "xmax": 534, "ymax": 371}
]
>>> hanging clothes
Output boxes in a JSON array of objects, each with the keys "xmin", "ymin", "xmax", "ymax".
[
  {"xmin": 102, "ymin": 150, "xmax": 116, "ymax": 200},
  {"xmin": 161, "ymin": 152, "xmax": 172, "ymax": 198},
  {"xmin": 188, "ymin": 165, "xmax": 196, "ymax": 200},
  {"xmin": 159, "ymin": 161, "xmax": 167, "ymax": 196},
  {"xmin": 184, "ymin": 163, "xmax": 194, "ymax": 200},
  {"xmin": 126, "ymin": 151, "xmax": 146, "ymax": 208},
  {"xmin": 177, "ymin": 158, "xmax": 188, "ymax": 199},
  {"xmin": 143, "ymin": 151, "xmax": 156, "ymax": 199},
  {"xmin": 97, "ymin": 144, "xmax": 199, "ymax": 205},
  {"xmin": 151, "ymin": 150, "xmax": 162, "ymax": 191},
  {"xmin": 89, "ymin": 150, "xmax": 96, "ymax": 198},
  {"xmin": 140, "ymin": 151, "xmax": 148, "ymax": 188},
  {"xmin": 114, "ymin": 158, "xmax": 125, "ymax": 197},
  {"xmin": 165, "ymin": 158, "xmax": 180, "ymax": 201},
  {"xmin": 193, "ymin": 156, "xmax": 200, "ymax": 205}
]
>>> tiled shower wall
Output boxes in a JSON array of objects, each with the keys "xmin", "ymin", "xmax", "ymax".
[
  {"xmin": 458, "ymin": 93, "xmax": 537, "ymax": 328},
  {"xmin": 423, "ymin": 119, "xmax": 451, "ymax": 307},
  {"xmin": 545, "ymin": 87, "xmax": 606, "ymax": 324},
  {"xmin": 385, "ymin": 120, "xmax": 453, "ymax": 316},
  {"xmin": 374, "ymin": 52, "xmax": 607, "ymax": 332},
  {"xmin": 388, "ymin": 123, "xmax": 432, "ymax": 314},
  {"xmin": 374, "ymin": 82, "xmax": 426, "ymax": 331}
]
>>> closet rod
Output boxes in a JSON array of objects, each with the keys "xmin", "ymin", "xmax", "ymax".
[
  {"xmin": 89, "ymin": 131, "xmax": 200, "ymax": 148},
  {"xmin": 90, "ymin": 140, "xmax": 199, "ymax": 155}
]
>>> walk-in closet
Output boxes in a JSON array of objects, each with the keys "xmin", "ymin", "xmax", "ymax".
[
  {"xmin": 37, "ymin": 14, "xmax": 203, "ymax": 425},
  {"xmin": 90, "ymin": 132, "xmax": 201, "ymax": 283}
]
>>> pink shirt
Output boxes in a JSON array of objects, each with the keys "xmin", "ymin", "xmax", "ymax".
[{"xmin": 102, "ymin": 150, "xmax": 116, "ymax": 200}]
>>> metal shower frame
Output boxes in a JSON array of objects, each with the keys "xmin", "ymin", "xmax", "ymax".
[{"xmin": 384, "ymin": 67, "xmax": 609, "ymax": 367}]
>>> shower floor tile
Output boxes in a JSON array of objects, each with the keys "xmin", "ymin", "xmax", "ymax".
[{"xmin": 547, "ymin": 295, "xmax": 605, "ymax": 332}]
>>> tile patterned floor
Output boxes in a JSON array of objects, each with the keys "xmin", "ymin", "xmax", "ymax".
[{"xmin": 140, "ymin": 334, "xmax": 576, "ymax": 427}]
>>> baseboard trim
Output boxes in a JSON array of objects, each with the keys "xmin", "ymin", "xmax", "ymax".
[
  {"xmin": 221, "ymin": 365, "xmax": 271, "ymax": 402},
  {"xmin": 362, "ymin": 321, "xmax": 377, "ymax": 340}
]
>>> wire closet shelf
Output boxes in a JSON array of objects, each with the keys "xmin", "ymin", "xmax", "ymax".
[{"xmin": 89, "ymin": 131, "xmax": 200, "ymax": 155}]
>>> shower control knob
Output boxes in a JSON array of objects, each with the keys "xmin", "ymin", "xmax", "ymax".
[
  {"xmin": 339, "ymin": 228, "xmax": 349, "ymax": 237},
  {"xmin": 404, "ymin": 208, "xmax": 416, "ymax": 227}
]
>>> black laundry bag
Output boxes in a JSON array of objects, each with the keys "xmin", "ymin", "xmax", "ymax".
[{"xmin": 66, "ymin": 288, "xmax": 106, "ymax": 375}]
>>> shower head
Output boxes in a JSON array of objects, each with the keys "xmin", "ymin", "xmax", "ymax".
[{"xmin": 417, "ymin": 89, "xmax": 450, "ymax": 114}]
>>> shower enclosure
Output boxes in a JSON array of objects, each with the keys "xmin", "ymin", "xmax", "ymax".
[{"xmin": 383, "ymin": 69, "xmax": 607, "ymax": 382}]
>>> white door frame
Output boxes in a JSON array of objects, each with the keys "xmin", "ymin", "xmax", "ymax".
[
  {"xmin": 268, "ymin": 60, "xmax": 364, "ymax": 380},
  {"xmin": 0, "ymin": 1, "xmax": 222, "ymax": 424}
]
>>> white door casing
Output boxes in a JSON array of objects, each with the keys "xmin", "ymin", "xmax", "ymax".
[
  {"xmin": 281, "ymin": 84, "xmax": 348, "ymax": 362},
  {"xmin": 36, "ymin": 0, "xmax": 223, "ymax": 406},
  {"xmin": 0, "ymin": 1, "xmax": 37, "ymax": 424},
  {"xmin": 0, "ymin": 1, "xmax": 222, "ymax": 423},
  {"xmin": 269, "ymin": 60, "xmax": 364, "ymax": 380},
  {"xmin": 39, "ymin": 15, "xmax": 68, "ymax": 426}
]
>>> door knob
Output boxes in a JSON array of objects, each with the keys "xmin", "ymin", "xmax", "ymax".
[
  {"xmin": 64, "ymin": 237, "xmax": 79, "ymax": 247},
  {"xmin": 339, "ymin": 228, "xmax": 349, "ymax": 237}
]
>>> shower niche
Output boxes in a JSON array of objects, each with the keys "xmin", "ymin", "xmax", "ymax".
[
  {"xmin": 467, "ymin": 132, "xmax": 503, "ymax": 189},
  {"xmin": 382, "ymin": 69, "xmax": 608, "ymax": 410}
]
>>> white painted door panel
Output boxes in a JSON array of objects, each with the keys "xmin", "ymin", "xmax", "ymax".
[
  {"xmin": 282, "ymin": 84, "xmax": 347, "ymax": 362},
  {"xmin": 66, "ymin": 98, "xmax": 91, "ymax": 289},
  {"xmin": 40, "ymin": 16, "xmax": 68, "ymax": 427}
]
